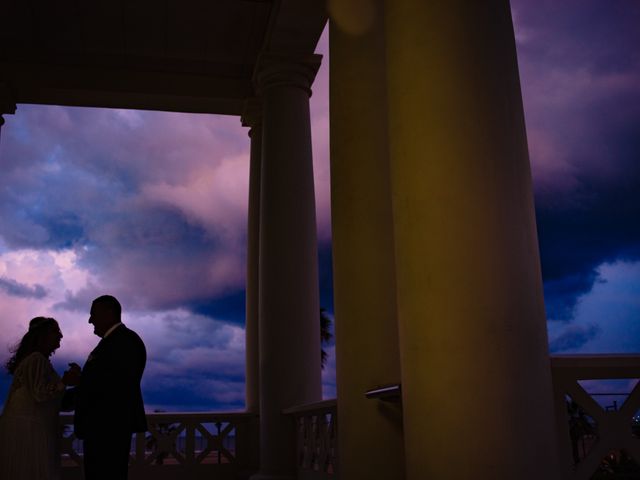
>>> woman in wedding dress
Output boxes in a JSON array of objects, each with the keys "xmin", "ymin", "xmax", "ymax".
[{"xmin": 0, "ymin": 317, "xmax": 79, "ymax": 480}]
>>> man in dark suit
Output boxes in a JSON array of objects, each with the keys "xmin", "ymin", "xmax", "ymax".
[{"xmin": 74, "ymin": 295, "xmax": 147, "ymax": 480}]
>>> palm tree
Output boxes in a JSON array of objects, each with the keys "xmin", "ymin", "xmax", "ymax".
[{"xmin": 320, "ymin": 308, "xmax": 333, "ymax": 370}]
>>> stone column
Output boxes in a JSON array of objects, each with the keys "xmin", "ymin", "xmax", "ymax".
[
  {"xmin": 242, "ymin": 99, "xmax": 263, "ymax": 414},
  {"xmin": 328, "ymin": 1, "xmax": 405, "ymax": 478},
  {"xmin": 383, "ymin": 1, "xmax": 560, "ymax": 478},
  {"xmin": 253, "ymin": 52, "xmax": 323, "ymax": 480}
]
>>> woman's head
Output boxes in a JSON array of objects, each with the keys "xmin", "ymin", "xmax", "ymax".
[{"xmin": 5, "ymin": 317, "xmax": 63, "ymax": 374}]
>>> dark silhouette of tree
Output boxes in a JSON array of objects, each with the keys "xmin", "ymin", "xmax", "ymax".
[
  {"xmin": 320, "ymin": 308, "xmax": 333, "ymax": 370},
  {"xmin": 567, "ymin": 399, "xmax": 596, "ymax": 464}
]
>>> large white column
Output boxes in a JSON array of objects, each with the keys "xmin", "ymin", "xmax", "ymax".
[
  {"xmin": 383, "ymin": 1, "xmax": 560, "ymax": 478},
  {"xmin": 253, "ymin": 52, "xmax": 323, "ymax": 480},
  {"xmin": 328, "ymin": 2, "xmax": 405, "ymax": 478},
  {"xmin": 242, "ymin": 99, "xmax": 263, "ymax": 414}
]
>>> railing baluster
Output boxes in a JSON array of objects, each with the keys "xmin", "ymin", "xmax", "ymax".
[
  {"xmin": 134, "ymin": 430, "xmax": 145, "ymax": 466},
  {"xmin": 216, "ymin": 421, "xmax": 222, "ymax": 464},
  {"xmin": 283, "ymin": 399, "xmax": 338, "ymax": 479},
  {"xmin": 59, "ymin": 411, "xmax": 259, "ymax": 479},
  {"xmin": 185, "ymin": 421, "xmax": 195, "ymax": 465}
]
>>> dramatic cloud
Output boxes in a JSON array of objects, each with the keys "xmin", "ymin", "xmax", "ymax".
[
  {"xmin": 0, "ymin": 276, "xmax": 47, "ymax": 299},
  {"xmin": 322, "ymin": 345, "xmax": 337, "ymax": 400},
  {"xmin": 0, "ymin": 106, "xmax": 252, "ymax": 315},
  {"xmin": 0, "ymin": 245, "xmax": 250, "ymax": 411},
  {"xmin": 310, "ymin": 27, "xmax": 332, "ymax": 244},
  {"xmin": 549, "ymin": 323, "xmax": 601, "ymax": 353},
  {"xmin": 513, "ymin": 0, "xmax": 640, "ymax": 330},
  {"xmin": 549, "ymin": 260, "xmax": 640, "ymax": 354}
]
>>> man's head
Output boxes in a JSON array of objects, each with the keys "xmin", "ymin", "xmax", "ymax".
[{"xmin": 89, "ymin": 295, "xmax": 122, "ymax": 337}]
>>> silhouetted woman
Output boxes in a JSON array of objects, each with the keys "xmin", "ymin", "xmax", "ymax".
[{"xmin": 0, "ymin": 317, "xmax": 78, "ymax": 479}]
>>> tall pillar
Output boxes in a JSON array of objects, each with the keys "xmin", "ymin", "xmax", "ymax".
[
  {"xmin": 253, "ymin": 52, "xmax": 323, "ymax": 480},
  {"xmin": 383, "ymin": 1, "xmax": 560, "ymax": 478},
  {"xmin": 328, "ymin": 1, "xmax": 405, "ymax": 478},
  {"xmin": 242, "ymin": 99, "xmax": 263, "ymax": 414}
]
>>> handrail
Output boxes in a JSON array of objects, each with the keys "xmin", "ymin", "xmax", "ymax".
[
  {"xmin": 551, "ymin": 354, "xmax": 640, "ymax": 379},
  {"xmin": 283, "ymin": 398, "xmax": 337, "ymax": 415},
  {"xmin": 364, "ymin": 383, "xmax": 401, "ymax": 401},
  {"xmin": 60, "ymin": 411, "xmax": 257, "ymax": 421}
]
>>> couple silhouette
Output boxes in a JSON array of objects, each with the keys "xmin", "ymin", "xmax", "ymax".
[{"xmin": 0, "ymin": 295, "xmax": 147, "ymax": 480}]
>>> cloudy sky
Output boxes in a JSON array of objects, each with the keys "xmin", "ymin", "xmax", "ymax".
[{"xmin": 0, "ymin": 0, "xmax": 638, "ymax": 412}]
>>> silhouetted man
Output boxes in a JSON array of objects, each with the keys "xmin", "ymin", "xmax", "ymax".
[{"xmin": 74, "ymin": 295, "xmax": 147, "ymax": 480}]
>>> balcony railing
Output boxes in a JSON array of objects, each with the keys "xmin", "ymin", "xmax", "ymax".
[
  {"xmin": 284, "ymin": 399, "xmax": 338, "ymax": 480},
  {"xmin": 56, "ymin": 355, "xmax": 640, "ymax": 480},
  {"xmin": 551, "ymin": 354, "xmax": 640, "ymax": 479},
  {"xmin": 59, "ymin": 411, "xmax": 259, "ymax": 480}
]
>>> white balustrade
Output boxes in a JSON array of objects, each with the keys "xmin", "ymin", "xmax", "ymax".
[
  {"xmin": 59, "ymin": 411, "xmax": 259, "ymax": 480},
  {"xmin": 284, "ymin": 399, "xmax": 338, "ymax": 480},
  {"xmin": 55, "ymin": 355, "xmax": 640, "ymax": 480}
]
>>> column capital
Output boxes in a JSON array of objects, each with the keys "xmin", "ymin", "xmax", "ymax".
[
  {"xmin": 254, "ymin": 52, "xmax": 322, "ymax": 97},
  {"xmin": 241, "ymin": 97, "xmax": 263, "ymax": 133}
]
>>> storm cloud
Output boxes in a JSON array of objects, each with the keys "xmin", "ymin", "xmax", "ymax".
[
  {"xmin": 513, "ymin": 0, "xmax": 640, "ymax": 330},
  {"xmin": 0, "ymin": 276, "xmax": 47, "ymax": 299}
]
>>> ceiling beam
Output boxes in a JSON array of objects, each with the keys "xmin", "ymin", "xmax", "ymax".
[{"xmin": 2, "ymin": 61, "xmax": 253, "ymax": 115}]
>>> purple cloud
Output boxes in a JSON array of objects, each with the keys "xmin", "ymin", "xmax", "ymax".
[
  {"xmin": 0, "ymin": 276, "xmax": 47, "ymax": 299},
  {"xmin": 549, "ymin": 323, "xmax": 601, "ymax": 353},
  {"xmin": 512, "ymin": 0, "xmax": 640, "ymax": 325}
]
